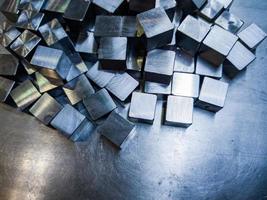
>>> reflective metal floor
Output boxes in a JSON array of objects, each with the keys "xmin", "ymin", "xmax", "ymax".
[{"xmin": 1, "ymin": 0, "xmax": 267, "ymax": 199}]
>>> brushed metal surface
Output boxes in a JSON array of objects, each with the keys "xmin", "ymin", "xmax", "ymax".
[
  {"xmin": 93, "ymin": 0, "xmax": 124, "ymax": 13},
  {"xmin": 63, "ymin": 0, "xmax": 91, "ymax": 22},
  {"xmin": 195, "ymin": 56, "xmax": 223, "ymax": 78},
  {"xmin": 0, "ymin": 76, "xmax": 15, "ymax": 102},
  {"xmin": 83, "ymin": 88, "xmax": 117, "ymax": 120},
  {"xmin": 74, "ymin": 31, "xmax": 97, "ymax": 56},
  {"xmin": 0, "ymin": 0, "xmax": 19, "ymax": 22},
  {"xmin": 171, "ymin": 72, "xmax": 200, "ymax": 98},
  {"xmin": 217, "ymin": 0, "xmax": 233, "ymax": 9},
  {"xmin": 165, "ymin": 95, "xmax": 194, "ymax": 127},
  {"xmin": 199, "ymin": 0, "xmax": 224, "ymax": 22},
  {"xmin": 174, "ymin": 48, "xmax": 195, "ymax": 73},
  {"xmin": 129, "ymin": 92, "xmax": 157, "ymax": 123},
  {"xmin": 18, "ymin": 0, "xmax": 45, "ymax": 11},
  {"xmin": 34, "ymin": 71, "xmax": 63, "ymax": 93},
  {"xmin": 42, "ymin": 0, "xmax": 71, "ymax": 13},
  {"xmin": 70, "ymin": 118, "xmax": 95, "ymax": 142},
  {"xmin": 29, "ymin": 93, "xmax": 63, "ymax": 125},
  {"xmin": 0, "ymin": 19, "xmax": 20, "ymax": 47},
  {"xmin": 144, "ymin": 81, "xmax": 172, "ymax": 96},
  {"xmin": 16, "ymin": 10, "xmax": 44, "ymax": 31},
  {"xmin": 0, "ymin": 53, "xmax": 19, "ymax": 76}
]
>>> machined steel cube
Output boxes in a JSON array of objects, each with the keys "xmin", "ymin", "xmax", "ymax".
[
  {"xmin": 29, "ymin": 93, "xmax": 63, "ymax": 125},
  {"xmin": 0, "ymin": 52, "xmax": 19, "ymax": 76},
  {"xmin": 105, "ymin": 72, "xmax": 139, "ymax": 101},
  {"xmin": 176, "ymin": 15, "xmax": 210, "ymax": 55},
  {"xmin": 10, "ymin": 30, "xmax": 41, "ymax": 58},
  {"xmin": 70, "ymin": 119, "xmax": 95, "ymax": 142},
  {"xmin": 0, "ymin": 0, "xmax": 20, "ymax": 22},
  {"xmin": 137, "ymin": 7, "xmax": 174, "ymax": 50},
  {"xmin": 16, "ymin": 10, "xmax": 44, "ymax": 31},
  {"xmin": 93, "ymin": 0, "xmax": 125, "ymax": 14},
  {"xmin": 51, "ymin": 104, "xmax": 86, "ymax": 137},
  {"xmin": 74, "ymin": 31, "xmax": 97, "ymax": 59},
  {"xmin": 98, "ymin": 37, "xmax": 127, "ymax": 71},
  {"xmin": 171, "ymin": 72, "xmax": 200, "ymax": 98},
  {"xmin": 129, "ymin": 0, "xmax": 155, "ymax": 12},
  {"xmin": 165, "ymin": 95, "xmax": 194, "ymax": 127},
  {"xmin": 34, "ymin": 72, "xmax": 63, "ymax": 93},
  {"xmin": 174, "ymin": 48, "xmax": 195, "ymax": 73},
  {"xmin": 18, "ymin": 0, "xmax": 45, "ymax": 11},
  {"xmin": 199, "ymin": 0, "xmax": 224, "ymax": 22},
  {"xmin": 196, "ymin": 77, "xmax": 229, "ymax": 112},
  {"xmin": 195, "ymin": 56, "xmax": 223, "ymax": 79},
  {"xmin": 0, "ymin": 76, "xmax": 15, "ymax": 102},
  {"xmin": 144, "ymin": 81, "xmax": 172, "ymax": 97},
  {"xmin": 237, "ymin": 23, "xmax": 267, "ymax": 50},
  {"xmin": 144, "ymin": 49, "xmax": 175, "ymax": 84},
  {"xmin": 129, "ymin": 92, "xmax": 157, "ymax": 124},
  {"xmin": 156, "ymin": 0, "xmax": 176, "ymax": 20},
  {"xmin": 0, "ymin": 20, "xmax": 20, "ymax": 47},
  {"xmin": 83, "ymin": 88, "xmax": 117, "ymax": 120},
  {"xmin": 224, "ymin": 41, "xmax": 256, "ymax": 78},
  {"xmin": 42, "ymin": 0, "xmax": 71, "ymax": 14},
  {"xmin": 199, "ymin": 25, "xmax": 238, "ymax": 66},
  {"xmin": 10, "ymin": 79, "xmax": 41, "ymax": 110},
  {"xmin": 97, "ymin": 111, "xmax": 135, "ymax": 149},
  {"xmin": 215, "ymin": 11, "xmax": 244, "ymax": 33}
]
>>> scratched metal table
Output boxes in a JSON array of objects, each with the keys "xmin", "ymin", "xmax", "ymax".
[{"xmin": 1, "ymin": 0, "xmax": 267, "ymax": 199}]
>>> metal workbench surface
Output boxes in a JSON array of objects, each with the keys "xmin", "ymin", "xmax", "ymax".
[{"xmin": 0, "ymin": 0, "xmax": 267, "ymax": 199}]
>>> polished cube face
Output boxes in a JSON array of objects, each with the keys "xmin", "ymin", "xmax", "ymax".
[
  {"xmin": 215, "ymin": 11, "xmax": 244, "ymax": 33},
  {"xmin": 98, "ymin": 37, "xmax": 127, "ymax": 70},
  {"xmin": 129, "ymin": 92, "xmax": 157, "ymax": 123},
  {"xmin": 224, "ymin": 41, "xmax": 256, "ymax": 78},
  {"xmin": 42, "ymin": 0, "xmax": 71, "ymax": 13},
  {"xmin": 195, "ymin": 56, "xmax": 223, "ymax": 79},
  {"xmin": 34, "ymin": 72, "xmax": 63, "ymax": 93},
  {"xmin": 197, "ymin": 77, "xmax": 229, "ymax": 112},
  {"xmin": 199, "ymin": 25, "xmax": 238, "ymax": 66},
  {"xmin": 165, "ymin": 95, "xmax": 194, "ymax": 127},
  {"xmin": 0, "ymin": 53, "xmax": 19, "ymax": 76},
  {"xmin": 83, "ymin": 88, "xmax": 117, "ymax": 120},
  {"xmin": 238, "ymin": 23, "xmax": 267, "ymax": 50},
  {"xmin": 137, "ymin": 7, "xmax": 174, "ymax": 50},
  {"xmin": 74, "ymin": 31, "xmax": 97, "ymax": 57},
  {"xmin": 155, "ymin": 0, "xmax": 176, "ymax": 20},
  {"xmin": 70, "ymin": 119, "xmax": 95, "ymax": 142},
  {"xmin": 0, "ymin": 20, "xmax": 20, "ymax": 47},
  {"xmin": 16, "ymin": 10, "xmax": 44, "ymax": 31},
  {"xmin": 63, "ymin": 0, "xmax": 91, "ymax": 22},
  {"xmin": 144, "ymin": 49, "xmax": 175, "ymax": 84},
  {"xmin": 0, "ymin": 76, "xmax": 15, "ymax": 102},
  {"xmin": 18, "ymin": 0, "xmax": 45, "ymax": 11},
  {"xmin": 0, "ymin": 0, "xmax": 20, "ymax": 22},
  {"xmin": 29, "ymin": 93, "xmax": 63, "ymax": 125},
  {"xmin": 93, "ymin": 0, "xmax": 124, "ymax": 13},
  {"xmin": 200, "ymin": 0, "xmax": 224, "ymax": 22},
  {"xmin": 63, "ymin": 74, "xmax": 95, "ymax": 105},
  {"xmin": 97, "ymin": 111, "xmax": 135, "ymax": 149},
  {"xmin": 171, "ymin": 72, "xmax": 200, "ymax": 98},
  {"xmin": 105, "ymin": 72, "xmax": 139, "ymax": 101},
  {"xmin": 144, "ymin": 81, "xmax": 172, "ymax": 96},
  {"xmin": 176, "ymin": 15, "xmax": 210, "ymax": 55},
  {"xmin": 174, "ymin": 48, "xmax": 195, "ymax": 73}
]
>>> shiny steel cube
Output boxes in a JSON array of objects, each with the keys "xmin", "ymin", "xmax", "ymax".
[
  {"xmin": 199, "ymin": 0, "xmax": 224, "ymax": 22},
  {"xmin": 18, "ymin": 0, "xmax": 45, "ymax": 11},
  {"xmin": 224, "ymin": 41, "xmax": 256, "ymax": 78},
  {"xmin": 0, "ymin": 76, "xmax": 15, "ymax": 102},
  {"xmin": 0, "ymin": 20, "xmax": 20, "ymax": 47},
  {"xmin": 129, "ymin": 92, "xmax": 157, "ymax": 124},
  {"xmin": 70, "ymin": 119, "xmax": 95, "ymax": 142},
  {"xmin": 16, "ymin": 10, "xmax": 44, "ymax": 31},
  {"xmin": 156, "ymin": 0, "xmax": 176, "ymax": 20},
  {"xmin": 144, "ymin": 81, "xmax": 172, "ymax": 97},
  {"xmin": 93, "ymin": 0, "xmax": 124, "ymax": 14},
  {"xmin": 195, "ymin": 56, "xmax": 223, "ymax": 79},
  {"xmin": 174, "ymin": 48, "xmax": 195, "ymax": 73},
  {"xmin": 196, "ymin": 77, "xmax": 229, "ymax": 112},
  {"xmin": 144, "ymin": 49, "xmax": 175, "ymax": 84},
  {"xmin": 42, "ymin": 0, "xmax": 71, "ymax": 14},
  {"xmin": 0, "ymin": 52, "xmax": 19, "ymax": 76},
  {"xmin": 0, "ymin": 0, "xmax": 20, "ymax": 22},
  {"xmin": 215, "ymin": 11, "xmax": 244, "ymax": 33}
]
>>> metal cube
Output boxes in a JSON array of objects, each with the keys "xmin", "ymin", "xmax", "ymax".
[
  {"xmin": 196, "ymin": 77, "xmax": 229, "ymax": 112},
  {"xmin": 0, "ymin": 52, "xmax": 19, "ymax": 76},
  {"xmin": 42, "ymin": 0, "xmax": 71, "ymax": 14},
  {"xmin": 74, "ymin": 31, "xmax": 97, "ymax": 59},
  {"xmin": 199, "ymin": 25, "xmax": 238, "ymax": 66},
  {"xmin": 144, "ymin": 49, "xmax": 175, "ymax": 84},
  {"xmin": 70, "ymin": 119, "xmax": 95, "ymax": 142},
  {"xmin": 165, "ymin": 95, "xmax": 194, "ymax": 127},
  {"xmin": 196, "ymin": 56, "xmax": 223, "ymax": 78},
  {"xmin": 179, "ymin": 0, "xmax": 207, "ymax": 15},
  {"xmin": 174, "ymin": 48, "xmax": 195, "ymax": 73},
  {"xmin": 129, "ymin": 92, "xmax": 157, "ymax": 124},
  {"xmin": 137, "ymin": 7, "xmax": 174, "ymax": 50},
  {"xmin": 97, "ymin": 111, "xmax": 135, "ymax": 149},
  {"xmin": 98, "ymin": 37, "xmax": 127, "ymax": 70},
  {"xmin": 10, "ymin": 79, "xmax": 41, "ymax": 110},
  {"xmin": 224, "ymin": 41, "xmax": 256, "ymax": 78},
  {"xmin": 63, "ymin": 74, "xmax": 95, "ymax": 105},
  {"xmin": 215, "ymin": 11, "xmax": 244, "ymax": 33},
  {"xmin": 0, "ymin": 20, "xmax": 20, "ymax": 47},
  {"xmin": 155, "ymin": 0, "xmax": 176, "ymax": 20},
  {"xmin": 144, "ymin": 81, "xmax": 172, "ymax": 97},
  {"xmin": 29, "ymin": 93, "xmax": 63, "ymax": 125},
  {"xmin": 237, "ymin": 23, "xmax": 267, "ymax": 50},
  {"xmin": 93, "ymin": 0, "xmax": 124, "ymax": 14},
  {"xmin": 176, "ymin": 15, "xmax": 210, "ymax": 55},
  {"xmin": 51, "ymin": 104, "xmax": 85, "ymax": 137},
  {"xmin": 0, "ymin": 76, "xmax": 15, "ymax": 102},
  {"xmin": 216, "ymin": 0, "xmax": 233, "ymax": 9},
  {"xmin": 34, "ymin": 72, "xmax": 63, "ymax": 93},
  {"xmin": 171, "ymin": 72, "xmax": 200, "ymax": 98},
  {"xmin": 0, "ymin": 0, "xmax": 20, "ymax": 22},
  {"xmin": 18, "ymin": 0, "xmax": 45, "ymax": 11},
  {"xmin": 83, "ymin": 88, "xmax": 117, "ymax": 120},
  {"xmin": 105, "ymin": 72, "xmax": 139, "ymax": 101},
  {"xmin": 10, "ymin": 30, "xmax": 41, "ymax": 58},
  {"xmin": 199, "ymin": 0, "xmax": 224, "ymax": 22},
  {"xmin": 16, "ymin": 10, "xmax": 44, "ymax": 31}
]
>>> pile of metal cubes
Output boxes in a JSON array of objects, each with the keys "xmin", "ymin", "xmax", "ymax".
[{"xmin": 0, "ymin": 0, "xmax": 266, "ymax": 149}]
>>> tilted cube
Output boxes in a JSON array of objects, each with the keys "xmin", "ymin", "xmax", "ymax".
[
  {"xmin": 18, "ymin": 0, "xmax": 45, "ymax": 11},
  {"xmin": 195, "ymin": 56, "xmax": 223, "ymax": 79},
  {"xmin": 215, "ymin": 11, "xmax": 244, "ymax": 33},
  {"xmin": 16, "ymin": 10, "xmax": 44, "ymax": 31},
  {"xmin": 174, "ymin": 48, "xmax": 195, "ymax": 73},
  {"xmin": 93, "ymin": 0, "xmax": 125, "ymax": 14},
  {"xmin": 0, "ymin": 20, "xmax": 20, "ymax": 47},
  {"xmin": 199, "ymin": 0, "xmax": 224, "ymax": 22},
  {"xmin": 0, "ymin": 76, "xmax": 15, "ymax": 102}
]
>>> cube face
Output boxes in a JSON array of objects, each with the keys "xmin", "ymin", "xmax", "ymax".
[
  {"xmin": 29, "ymin": 93, "xmax": 63, "ymax": 125},
  {"xmin": 0, "ymin": 76, "xmax": 15, "ymax": 102},
  {"xmin": 18, "ymin": 0, "xmax": 45, "ymax": 11},
  {"xmin": 34, "ymin": 72, "xmax": 63, "ymax": 93},
  {"xmin": 16, "ymin": 10, "xmax": 44, "ymax": 31},
  {"xmin": 10, "ymin": 30, "xmax": 41, "ymax": 58},
  {"xmin": 224, "ymin": 41, "xmax": 256, "ymax": 78},
  {"xmin": 165, "ymin": 95, "xmax": 193, "ymax": 127},
  {"xmin": 86, "ymin": 62, "xmax": 115, "ymax": 88},
  {"xmin": 144, "ymin": 81, "xmax": 172, "ymax": 96},
  {"xmin": 0, "ymin": 54, "xmax": 19, "ymax": 76},
  {"xmin": 63, "ymin": 0, "xmax": 91, "ymax": 21},
  {"xmin": 98, "ymin": 37, "xmax": 127, "ymax": 70},
  {"xmin": 70, "ymin": 119, "xmax": 95, "ymax": 142},
  {"xmin": 0, "ymin": 0, "xmax": 19, "ymax": 22},
  {"xmin": 144, "ymin": 49, "xmax": 175, "ymax": 84},
  {"xmin": 216, "ymin": 0, "xmax": 233, "ymax": 9},
  {"xmin": 195, "ymin": 56, "xmax": 223, "ymax": 78},
  {"xmin": 63, "ymin": 74, "xmax": 95, "ymax": 105},
  {"xmin": 83, "ymin": 88, "xmax": 117, "ymax": 120},
  {"xmin": 200, "ymin": 0, "xmax": 224, "ymax": 22},
  {"xmin": 200, "ymin": 25, "xmax": 238, "ymax": 65},
  {"xmin": 174, "ymin": 48, "xmax": 195, "ymax": 73},
  {"xmin": 74, "ymin": 31, "xmax": 97, "ymax": 55},
  {"xmin": 93, "ymin": 0, "xmax": 124, "ymax": 13},
  {"xmin": 215, "ymin": 11, "xmax": 244, "ymax": 33},
  {"xmin": 10, "ymin": 79, "xmax": 41, "ymax": 109},
  {"xmin": 172, "ymin": 72, "xmax": 200, "ymax": 98},
  {"xmin": 42, "ymin": 0, "xmax": 71, "ymax": 13},
  {"xmin": 0, "ymin": 20, "xmax": 21, "ymax": 47},
  {"xmin": 97, "ymin": 111, "xmax": 135, "ymax": 148},
  {"xmin": 105, "ymin": 72, "xmax": 139, "ymax": 101},
  {"xmin": 238, "ymin": 23, "xmax": 267, "ymax": 49},
  {"xmin": 129, "ymin": 92, "xmax": 157, "ymax": 123},
  {"xmin": 197, "ymin": 77, "xmax": 229, "ymax": 112},
  {"xmin": 51, "ymin": 104, "xmax": 85, "ymax": 137}
]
